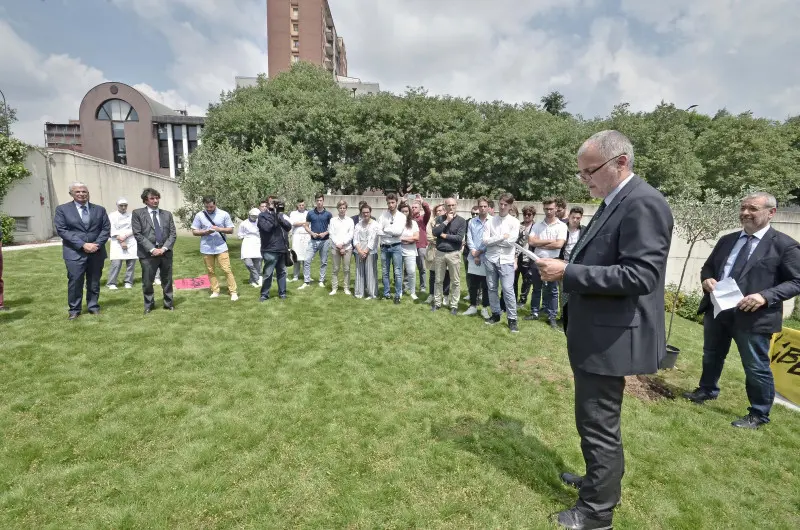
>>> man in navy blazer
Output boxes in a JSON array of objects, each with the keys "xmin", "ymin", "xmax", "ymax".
[
  {"xmin": 53, "ymin": 182, "xmax": 110, "ymax": 320},
  {"xmin": 684, "ymin": 192, "xmax": 800, "ymax": 429}
]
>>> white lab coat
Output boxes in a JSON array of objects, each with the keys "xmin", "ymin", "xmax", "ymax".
[
  {"xmin": 109, "ymin": 210, "xmax": 137, "ymax": 260},
  {"xmin": 237, "ymin": 219, "xmax": 262, "ymax": 259},
  {"xmin": 289, "ymin": 209, "xmax": 311, "ymax": 260}
]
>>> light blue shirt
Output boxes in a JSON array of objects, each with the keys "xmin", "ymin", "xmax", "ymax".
[
  {"xmin": 722, "ymin": 224, "xmax": 770, "ymax": 279},
  {"xmin": 192, "ymin": 208, "xmax": 233, "ymax": 255},
  {"xmin": 467, "ymin": 215, "xmax": 489, "ymax": 263},
  {"xmin": 603, "ymin": 173, "xmax": 635, "ymax": 207}
]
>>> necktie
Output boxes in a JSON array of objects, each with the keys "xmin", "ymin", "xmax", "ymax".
[
  {"xmin": 569, "ymin": 201, "xmax": 606, "ymax": 263},
  {"xmin": 80, "ymin": 206, "xmax": 89, "ymax": 227},
  {"xmin": 727, "ymin": 235, "xmax": 755, "ymax": 280},
  {"xmin": 152, "ymin": 210, "xmax": 164, "ymax": 246}
]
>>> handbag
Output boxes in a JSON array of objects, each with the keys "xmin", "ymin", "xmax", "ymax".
[{"xmin": 285, "ymin": 248, "xmax": 297, "ymax": 267}]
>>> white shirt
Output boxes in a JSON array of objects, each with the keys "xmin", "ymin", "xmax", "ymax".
[
  {"xmin": 530, "ymin": 219, "xmax": 568, "ymax": 259},
  {"xmin": 329, "ymin": 215, "xmax": 355, "ymax": 250},
  {"xmin": 604, "ymin": 173, "xmax": 635, "ymax": 207},
  {"xmin": 108, "ymin": 210, "xmax": 136, "ymax": 260},
  {"xmin": 378, "ymin": 210, "xmax": 406, "ymax": 245},
  {"xmin": 354, "ymin": 219, "xmax": 380, "ymax": 255},
  {"xmin": 483, "ymin": 214, "xmax": 521, "ymax": 265},
  {"xmin": 289, "ymin": 210, "xmax": 309, "ymax": 236},
  {"xmin": 400, "ymin": 222, "xmax": 420, "ymax": 257},
  {"xmin": 563, "ymin": 227, "xmax": 581, "ymax": 262},
  {"xmin": 237, "ymin": 218, "xmax": 262, "ymax": 260}
]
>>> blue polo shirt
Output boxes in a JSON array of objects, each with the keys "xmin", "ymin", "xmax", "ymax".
[{"xmin": 306, "ymin": 208, "xmax": 333, "ymax": 240}]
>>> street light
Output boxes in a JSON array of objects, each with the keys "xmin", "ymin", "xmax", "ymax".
[
  {"xmin": 0, "ymin": 88, "xmax": 9, "ymax": 136},
  {"xmin": 351, "ymin": 87, "xmax": 357, "ymax": 98},
  {"xmin": 685, "ymin": 104, "xmax": 698, "ymax": 112}
]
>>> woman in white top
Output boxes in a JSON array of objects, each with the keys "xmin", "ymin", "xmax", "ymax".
[
  {"xmin": 107, "ymin": 197, "xmax": 137, "ymax": 289},
  {"xmin": 398, "ymin": 202, "xmax": 420, "ymax": 300},
  {"xmin": 353, "ymin": 203, "xmax": 380, "ymax": 299},
  {"xmin": 288, "ymin": 200, "xmax": 311, "ymax": 281},
  {"xmin": 238, "ymin": 208, "xmax": 263, "ymax": 287}
]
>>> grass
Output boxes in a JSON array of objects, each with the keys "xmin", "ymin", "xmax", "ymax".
[{"xmin": 1, "ymin": 237, "xmax": 799, "ymax": 529}]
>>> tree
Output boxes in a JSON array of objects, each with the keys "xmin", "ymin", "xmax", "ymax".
[
  {"xmin": 666, "ymin": 190, "xmax": 740, "ymax": 342},
  {"xmin": 177, "ymin": 141, "xmax": 318, "ymax": 226},
  {"xmin": 540, "ymin": 91, "xmax": 569, "ymax": 117},
  {"xmin": 0, "ymin": 131, "xmax": 30, "ymax": 206},
  {"xmin": 0, "ymin": 103, "xmax": 17, "ymax": 137}
]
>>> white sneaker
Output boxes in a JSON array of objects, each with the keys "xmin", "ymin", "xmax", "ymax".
[
  {"xmin": 107, "ymin": 284, "xmax": 118, "ymax": 290},
  {"xmin": 410, "ymin": 293, "xmax": 418, "ymax": 301},
  {"xmin": 463, "ymin": 306, "xmax": 478, "ymax": 316},
  {"xmin": 344, "ymin": 289, "xmax": 351, "ymax": 295},
  {"xmin": 463, "ymin": 295, "xmax": 470, "ymax": 301},
  {"xmin": 258, "ymin": 276, "xmax": 264, "ymax": 285},
  {"xmin": 329, "ymin": 289, "xmax": 337, "ymax": 296},
  {"xmin": 251, "ymin": 282, "xmax": 260, "ymax": 288},
  {"xmin": 481, "ymin": 307, "xmax": 491, "ymax": 319},
  {"xmin": 424, "ymin": 295, "xmax": 434, "ymax": 304},
  {"xmin": 288, "ymin": 277, "xmax": 297, "ymax": 282},
  {"xmin": 210, "ymin": 292, "xmax": 220, "ymax": 298},
  {"xmin": 318, "ymin": 282, "xmax": 325, "ymax": 288},
  {"xmin": 154, "ymin": 278, "xmax": 161, "ymax": 285},
  {"xmin": 443, "ymin": 295, "xmax": 450, "ymax": 306},
  {"xmin": 355, "ymin": 294, "xmax": 363, "ymax": 299},
  {"xmin": 124, "ymin": 283, "xmax": 132, "ymax": 289},
  {"xmin": 298, "ymin": 283, "xmax": 309, "ymax": 290},
  {"xmin": 231, "ymin": 293, "xmax": 239, "ymax": 301}
]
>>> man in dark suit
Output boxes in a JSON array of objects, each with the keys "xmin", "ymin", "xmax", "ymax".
[
  {"xmin": 131, "ymin": 187, "xmax": 177, "ymax": 313},
  {"xmin": 684, "ymin": 192, "xmax": 800, "ymax": 428},
  {"xmin": 53, "ymin": 182, "xmax": 111, "ymax": 320},
  {"xmin": 536, "ymin": 130, "xmax": 674, "ymax": 529}
]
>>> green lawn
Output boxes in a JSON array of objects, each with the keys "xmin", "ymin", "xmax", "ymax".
[{"xmin": 1, "ymin": 237, "xmax": 799, "ymax": 529}]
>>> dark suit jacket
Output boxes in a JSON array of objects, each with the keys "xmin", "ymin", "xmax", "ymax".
[
  {"xmin": 54, "ymin": 202, "xmax": 110, "ymax": 262},
  {"xmin": 563, "ymin": 176, "xmax": 674, "ymax": 376},
  {"xmin": 697, "ymin": 228, "xmax": 800, "ymax": 334},
  {"xmin": 131, "ymin": 207, "xmax": 177, "ymax": 259}
]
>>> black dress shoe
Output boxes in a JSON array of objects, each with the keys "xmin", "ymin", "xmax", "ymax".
[
  {"xmin": 560, "ymin": 472, "xmax": 584, "ymax": 490},
  {"xmin": 682, "ymin": 387, "xmax": 718, "ymax": 404},
  {"xmin": 484, "ymin": 313, "xmax": 501, "ymax": 325},
  {"xmin": 68, "ymin": 312, "xmax": 80, "ymax": 320},
  {"xmin": 549, "ymin": 318, "xmax": 559, "ymax": 330},
  {"xmin": 731, "ymin": 413, "xmax": 768, "ymax": 429},
  {"xmin": 394, "ymin": 297, "xmax": 401, "ymax": 305},
  {"xmin": 163, "ymin": 306, "xmax": 174, "ymax": 311},
  {"xmin": 553, "ymin": 506, "xmax": 612, "ymax": 530},
  {"xmin": 88, "ymin": 309, "xmax": 100, "ymax": 315},
  {"xmin": 523, "ymin": 314, "xmax": 538, "ymax": 321}
]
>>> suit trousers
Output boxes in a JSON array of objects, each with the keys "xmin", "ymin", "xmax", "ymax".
[
  {"xmin": 573, "ymin": 368, "xmax": 625, "ymax": 521},
  {"xmin": 203, "ymin": 251, "xmax": 237, "ymax": 294},
  {"xmin": 65, "ymin": 256, "xmax": 105, "ymax": 313},
  {"xmin": 140, "ymin": 253, "xmax": 174, "ymax": 309}
]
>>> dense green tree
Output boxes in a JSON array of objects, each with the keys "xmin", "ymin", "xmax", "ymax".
[{"xmin": 540, "ymin": 91, "xmax": 569, "ymax": 117}]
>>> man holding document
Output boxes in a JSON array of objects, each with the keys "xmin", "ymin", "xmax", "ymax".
[{"xmin": 684, "ymin": 192, "xmax": 800, "ymax": 429}]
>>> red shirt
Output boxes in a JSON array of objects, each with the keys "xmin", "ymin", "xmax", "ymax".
[{"xmin": 414, "ymin": 202, "xmax": 431, "ymax": 248}]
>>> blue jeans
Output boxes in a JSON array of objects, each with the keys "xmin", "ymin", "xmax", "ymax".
[
  {"xmin": 381, "ymin": 244, "xmax": 404, "ymax": 298},
  {"xmin": 260, "ymin": 251, "xmax": 287, "ymax": 299},
  {"xmin": 303, "ymin": 239, "xmax": 330, "ymax": 284},
  {"xmin": 485, "ymin": 260, "xmax": 517, "ymax": 320},
  {"xmin": 530, "ymin": 266, "xmax": 559, "ymax": 319},
  {"xmin": 699, "ymin": 311, "xmax": 775, "ymax": 419}
]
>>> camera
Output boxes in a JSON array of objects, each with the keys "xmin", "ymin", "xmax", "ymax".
[{"xmin": 273, "ymin": 200, "xmax": 285, "ymax": 213}]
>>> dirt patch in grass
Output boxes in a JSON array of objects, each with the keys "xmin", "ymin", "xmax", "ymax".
[
  {"xmin": 498, "ymin": 357, "xmax": 568, "ymax": 383},
  {"xmin": 625, "ymin": 375, "xmax": 675, "ymax": 401}
]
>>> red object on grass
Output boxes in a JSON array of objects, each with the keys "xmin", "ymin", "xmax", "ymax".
[{"xmin": 174, "ymin": 275, "xmax": 211, "ymax": 290}]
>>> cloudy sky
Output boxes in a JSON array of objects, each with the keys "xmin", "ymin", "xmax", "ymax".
[{"xmin": 2, "ymin": 0, "xmax": 799, "ymax": 145}]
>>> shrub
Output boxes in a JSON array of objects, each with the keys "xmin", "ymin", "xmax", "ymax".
[
  {"xmin": 665, "ymin": 283, "xmax": 704, "ymax": 324},
  {"xmin": 0, "ymin": 213, "xmax": 15, "ymax": 245}
]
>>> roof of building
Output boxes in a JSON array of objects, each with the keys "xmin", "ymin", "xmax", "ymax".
[{"xmin": 139, "ymin": 92, "xmax": 182, "ymax": 117}]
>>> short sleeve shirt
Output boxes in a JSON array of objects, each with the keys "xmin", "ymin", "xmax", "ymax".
[{"xmin": 192, "ymin": 208, "xmax": 233, "ymax": 255}]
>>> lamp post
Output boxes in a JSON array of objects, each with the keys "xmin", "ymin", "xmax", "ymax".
[
  {"xmin": 0, "ymin": 88, "xmax": 9, "ymax": 136},
  {"xmin": 351, "ymin": 87, "xmax": 357, "ymax": 99},
  {"xmin": 685, "ymin": 104, "xmax": 698, "ymax": 112}
]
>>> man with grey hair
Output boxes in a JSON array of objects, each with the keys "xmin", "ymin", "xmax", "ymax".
[
  {"xmin": 536, "ymin": 130, "xmax": 673, "ymax": 529},
  {"xmin": 54, "ymin": 182, "xmax": 111, "ymax": 320},
  {"xmin": 685, "ymin": 191, "xmax": 800, "ymax": 430}
]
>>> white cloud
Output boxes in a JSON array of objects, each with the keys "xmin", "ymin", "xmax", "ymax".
[
  {"xmin": 0, "ymin": 20, "xmax": 106, "ymax": 145},
  {"xmin": 133, "ymin": 83, "xmax": 206, "ymax": 117}
]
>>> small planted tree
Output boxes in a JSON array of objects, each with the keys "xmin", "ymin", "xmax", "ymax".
[{"xmin": 667, "ymin": 190, "xmax": 740, "ymax": 343}]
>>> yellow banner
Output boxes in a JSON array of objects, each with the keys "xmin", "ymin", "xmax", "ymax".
[{"xmin": 770, "ymin": 328, "xmax": 800, "ymax": 406}]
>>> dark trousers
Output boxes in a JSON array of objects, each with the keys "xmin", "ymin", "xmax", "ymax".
[
  {"xmin": 516, "ymin": 259, "xmax": 534, "ymax": 302},
  {"xmin": 429, "ymin": 269, "xmax": 450, "ymax": 296},
  {"xmin": 65, "ymin": 256, "xmax": 105, "ymax": 313},
  {"xmin": 574, "ymin": 368, "xmax": 625, "ymax": 521},
  {"xmin": 140, "ymin": 253, "xmax": 174, "ymax": 309},
  {"xmin": 467, "ymin": 273, "xmax": 489, "ymax": 307},
  {"xmin": 530, "ymin": 265, "xmax": 559, "ymax": 319},
  {"xmin": 261, "ymin": 251, "xmax": 287, "ymax": 299},
  {"xmin": 698, "ymin": 311, "xmax": 775, "ymax": 419}
]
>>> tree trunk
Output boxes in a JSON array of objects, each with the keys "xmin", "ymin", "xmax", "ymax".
[{"xmin": 667, "ymin": 239, "xmax": 696, "ymax": 344}]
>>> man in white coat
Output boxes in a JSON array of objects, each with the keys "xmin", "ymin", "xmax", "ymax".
[
  {"xmin": 238, "ymin": 208, "xmax": 263, "ymax": 288},
  {"xmin": 107, "ymin": 197, "xmax": 137, "ymax": 289},
  {"xmin": 288, "ymin": 199, "xmax": 311, "ymax": 282}
]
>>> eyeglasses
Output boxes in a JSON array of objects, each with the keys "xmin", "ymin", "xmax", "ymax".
[{"xmin": 576, "ymin": 154, "xmax": 625, "ymax": 181}]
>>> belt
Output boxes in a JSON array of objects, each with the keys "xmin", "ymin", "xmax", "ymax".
[{"xmin": 381, "ymin": 242, "xmax": 401, "ymax": 248}]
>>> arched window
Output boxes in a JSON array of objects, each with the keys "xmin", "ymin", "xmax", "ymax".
[{"xmin": 96, "ymin": 99, "xmax": 139, "ymax": 121}]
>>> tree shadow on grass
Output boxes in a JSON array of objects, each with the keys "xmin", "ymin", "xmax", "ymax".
[
  {"xmin": 0, "ymin": 309, "xmax": 30, "ymax": 323},
  {"xmin": 432, "ymin": 412, "xmax": 575, "ymax": 506}
]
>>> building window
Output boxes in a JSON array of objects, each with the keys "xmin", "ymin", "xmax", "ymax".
[
  {"xmin": 111, "ymin": 122, "xmax": 127, "ymax": 165},
  {"xmin": 291, "ymin": 6, "xmax": 299, "ymax": 19},
  {"xmin": 292, "ymin": 39, "xmax": 299, "ymax": 49},
  {"xmin": 97, "ymin": 99, "xmax": 138, "ymax": 121},
  {"xmin": 292, "ymin": 23, "xmax": 299, "ymax": 33},
  {"xmin": 157, "ymin": 125, "xmax": 170, "ymax": 168},
  {"xmin": 187, "ymin": 125, "xmax": 199, "ymax": 154},
  {"xmin": 291, "ymin": 55, "xmax": 300, "ymax": 64},
  {"xmin": 172, "ymin": 125, "xmax": 184, "ymax": 176},
  {"xmin": 12, "ymin": 217, "xmax": 30, "ymax": 232}
]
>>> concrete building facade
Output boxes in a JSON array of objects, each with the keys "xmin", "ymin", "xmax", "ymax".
[{"xmin": 267, "ymin": 0, "xmax": 348, "ymax": 78}]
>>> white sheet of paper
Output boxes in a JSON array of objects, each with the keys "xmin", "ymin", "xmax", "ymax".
[
  {"xmin": 710, "ymin": 277, "xmax": 744, "ymax": 318},
  {"xmin": 513, "ymin": 243, "xmax": 540, "ymax": 262}
]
